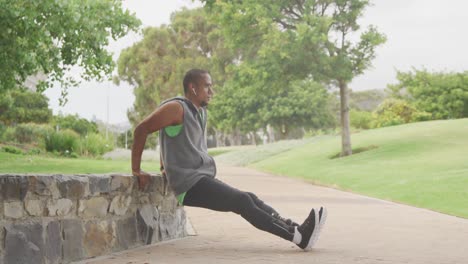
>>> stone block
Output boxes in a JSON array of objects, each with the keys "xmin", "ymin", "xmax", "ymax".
[
  {"xmin": 146, "ymin": 175, "xmax": 165, "ymax": 194},
  {"xmin": 47, "ymin": 199, "xmax": 73, "ymax": 217},
  {"xmin": 159, "ymin": 208, "xmax": 187, "ymax": 241},
  {"xmin": 4, "ymin": 202, "xmax": 24, "ymax": 219},
  {"xmin": 30, "ymin": 176, "xmax": 60, "ymax": 198},
  {"xmin": 0, "ymin": 176, "xmax": 29, "ymax": 200},
  {"xmin": 159, "ymin": 213, "xmax": 178, "ymax": 241},
  {"xmin": 78, "ymin": 197, "xmax": 109, "ymax": 218},
  {"xmin": 115, "ymin": 217, "xmax": 138, "ymax": 250},
  {"xmin": 109, "ymin": 195, "xmax": 132, "ymax": 216},
  {"xmin": 62, "ymin": 219, "xmax": 84, "ymax": 262},
  {"xmin": 110, "ymin": 175, "xmax": 134, "ymax": 193},
  {"xmin": 83, "ymin": 220, "xmax": 115, "ymax": 257},
  {"xmin": 57, "ymin": 175, "xmax": 89, "ymax": 199},
  {"xmin": 138, "ymin": 194, "xmax": 150, "ymax": 204},
  {"xmin": 159, "ymin": 195, "xmax": 178, "ymax": 212},
  {"xmin": 136, "ymin": 205, "xmax": 160, "ymax": 244},
  {"xmin": 45, "ymin": 221, "xmax": 62, "ymax": 264},
  {"xmin": 149, "ymin": 191, "xmax": 164, "ymax": 205},
  {"xmin": 4, "ymin": 221, "xmax": 44, "ymax": 264},
  {"xmin": 25, "ymin": 199, "xmax": 44, "ymax": 216},
  {"xmin": 88, "ymin": 176, "xmax": 111, "ymax": 195}
]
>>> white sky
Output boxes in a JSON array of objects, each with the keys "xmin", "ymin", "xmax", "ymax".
[{"xmin": 44, "ymin": 0, "xmax": 468, "ymax": 125}]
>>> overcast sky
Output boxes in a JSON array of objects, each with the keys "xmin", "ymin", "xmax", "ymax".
[{"xmin": 44, "ymin": 0, "xmax": 468, "ymax": 125}]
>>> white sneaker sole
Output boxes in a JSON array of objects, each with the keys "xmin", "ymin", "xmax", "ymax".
[
  {"xmin": 303, "ymin": 209, "xmax": 320, "ymax": 251},
  {"xmin": 310, "ymin": 207, "xmax": 327, "ymax": 248}
]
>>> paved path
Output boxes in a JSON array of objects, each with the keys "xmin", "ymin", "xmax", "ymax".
[{"xmin": 80, "ymin": 165, "xmax": 468, "ymax": 264}]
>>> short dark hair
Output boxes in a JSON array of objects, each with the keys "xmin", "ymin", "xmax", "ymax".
[{"xmin": 183, "ymin": 69, "xmax": 209, "ymax": 94}]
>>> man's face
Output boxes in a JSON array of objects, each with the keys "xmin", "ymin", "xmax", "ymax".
[{"xmin": 193, "ymin": 73, "xmax": 214, "ymax": 107}]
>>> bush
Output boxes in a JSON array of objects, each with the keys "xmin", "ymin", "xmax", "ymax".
[
  {"xmin": 412, "ymin": 111, "xmax": 432, "ymax": 122},
  {"xmin": 53, "ymin": 114, "xmax": 98, "ymax": 136},
  {"xmin": 78, "ymin": 133, "xmax": 115, "ymax": 156},
  {"xmin": 1, "ymin": 145, "xmax": 23, "ymax": 155},
  {"xmin": 372, "ymin": 99, "xmax": 431, "ymax": 128},
  {"xmin": 45, "ymin": 129, "xmax": 80, "ymax": 155},
  {"xmin": 14, "ymin": 123, "xmax": 54, "ymax": 145},
  {"xmin": 350, "ymin": 110, "xmax": 373, "ymax": 129},
  {"xmin": 1, "ymin": 127, "xmax": 16, "ymax": 142}
]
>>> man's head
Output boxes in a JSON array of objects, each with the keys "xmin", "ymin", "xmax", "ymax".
[{"xmin": 183, "ymin": 69, "xmax": 214, "ymax": 107}]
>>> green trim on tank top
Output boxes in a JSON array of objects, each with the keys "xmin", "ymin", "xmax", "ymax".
[
  {"xmin": 176, "ymin": 192, "xmax": 186, "ymax": 205},
  {"xmin": 164, "ymin": 124, "xmax": 183, "ymax": 137}
]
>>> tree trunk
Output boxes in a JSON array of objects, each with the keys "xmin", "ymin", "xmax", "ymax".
[
  {"xmin": 250, "ymin": 131, "xmax": 257, "ymax": 145},
  {"xmin": 339, "ymin": 80, "xmax": 352, "ymax": 156},
  {"xmin": 266, "ymin": 124, "xmax": 275, "ymax": 143}
]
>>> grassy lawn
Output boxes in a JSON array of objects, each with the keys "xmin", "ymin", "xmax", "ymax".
[
  {"xmin": 0, "ymin": 147, "xmax": 230, "ymax": 174},
  {"xmin": 0, "ymin": 152, "xmax": 160, "ymax": 174},
  {"xmin": 251, "ymin": 119, "xmax": 468, "ymax": 218}
]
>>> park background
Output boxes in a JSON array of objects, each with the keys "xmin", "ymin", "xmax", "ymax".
[{"xmin": 1, "ymin": 0, "xmax": 467, "ymax": 221}]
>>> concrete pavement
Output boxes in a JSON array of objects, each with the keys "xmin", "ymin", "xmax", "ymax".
[{"xmin": 78, "ymin": 165, "xmax": 468, "ymax": 264}]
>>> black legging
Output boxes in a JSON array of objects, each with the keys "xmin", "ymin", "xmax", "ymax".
[{"xmin": 183, "ymin": 176, "xmax": 294, "ymax": 241}]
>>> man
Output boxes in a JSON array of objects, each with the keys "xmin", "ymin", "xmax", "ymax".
[{"xmin": 131, "ymin": 69, "xmax": 327, "ymax": 251}]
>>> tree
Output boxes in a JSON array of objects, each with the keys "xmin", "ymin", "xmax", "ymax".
[
  {"xmin": 52, "ymin": 114, "xmax": 98, "ymax": 136},
  {"xmin": 118, "ymin": 8, "xmax": 234, "ymax": 126},
  {"xmin": 0, "ymin": 0, "xmax": 140, "ymax": 100},
  {"xmin": 388, "ymin": 69, "xmax": 468, "ymax": 119},
  {"xmin": 349, "ymin": 89, "xmax": 387, "ymax": 111},
  {"xmin": 0, "ymin": 89, "xmax": 52, "ymax": 125},
  {"xmin": 201, "ymin": 0, "xmax": 386, "ymax": 155}
]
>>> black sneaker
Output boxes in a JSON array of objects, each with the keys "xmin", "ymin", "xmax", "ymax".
[
  {"xmin": 310, "ymin": 206, "xmax": 327, "ymax": 247},
  {"xmin": 275, "ymin": 214, "xmax": 299, "ymax": 227},
  {"xmin": 296, "ymin": 208, "xmax": 319, "ymax": 251}
]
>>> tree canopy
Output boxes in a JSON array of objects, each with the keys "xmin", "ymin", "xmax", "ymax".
[
  {"xmin": 0, "ymin": 89, "xmax": 52, "ymax": 125},
  {"xmin": 118, "ymin": 8, "xmax": 234, "ymax": 126},
  {"xmin": 0, "ymin": 0, "xmax": 140, "ymax": 96},
  {"xmin": 200, "ymin": 0, "xmax": 386, "ymax": 154},
  {"xmin": 388, "ymin": 69, "xmax": 468, "ymax": 119}
]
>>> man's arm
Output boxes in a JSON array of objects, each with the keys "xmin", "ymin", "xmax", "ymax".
[{"xmin": 131, "ymin": 101, "xmax": 183, "ymax": 189}]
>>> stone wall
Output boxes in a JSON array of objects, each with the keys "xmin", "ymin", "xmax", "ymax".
[{"xmin": 0, "ymin": 174, "xmax": 187, "ymax": 264}]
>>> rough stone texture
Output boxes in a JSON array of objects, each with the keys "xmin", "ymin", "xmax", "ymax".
[
  {"xmin": 1, "ymin": 176, "xmax": 29, "ymax": 201},
  {"xmin": 25, "ymin": 199, "xmax": 44, "ymax": 216},
  {"xmin": 4, "ymin": 202, "xmax": 24, "ymax": 219},
  {"xmin": 0, "ymin": 173, "xmax": 187, "ymax": 263},
  {"xmin": 138, "ymin": 194, "xmax": 150, "ymax": 204},
  {"xmin": 79, "ymin": 197, "xmax": 109, "ymax": 218},
  {"xmin": 45, "ymin": 221, "xmax": 62, "ymax": 264},
  {"xmin": 110, "ymin": 175, "xmax": 134, "ymax": 193},
  {"xmin": 149, "ymin": 191, "xmax": 164, "ymax": 205},
  {"xmin": 147, "ymin": 176, "xmax": 165, "ymax": 194},
  {"xmin": 136, "ymin": 205, "xmax": 160, "ymax": 245},
  {"xmin": 88, "ymin": 176, "xmax": 111, "ymax": 195},
  {"xmin": 0, "ymin": 200, "xmax": 3, "ymax": 219},
  {"xmin": 62, "ymin": 219, "xmax": 85, "ymax": 263},
  {"xmin": 31, "ymin": 176, "xmax": 60, "ymax": 198},
  {"xmin": 47, "ymin": 198, "xmax": 73, "ymax": 217},
  {"xmin": 159, "ymin": 209, "xmax": 186, "ymax": 241},
  {"xmin": 109, "ymin": 195, "xmax": 132, "ymax": 216},
  {"xmin": 159, "ymin": 195, "xmax": 178, "ymax": 212},
  {"xmin": 0, "ymin": 224, "xmax": 5, "ymax": 264},
  {"xmin": 84, "ymin": 220, "xmax": 115, "ymax": 257},
  {"xmin": 57, "ymin": 175, "xmax": 89, "ymax": 199},
  {"xmin": 4, "ymin": 221, "xmax": 44, "ymax": 264},
  {"xmin": 116, "ymin": 217, "xmax": 138, "ymax": 250}
]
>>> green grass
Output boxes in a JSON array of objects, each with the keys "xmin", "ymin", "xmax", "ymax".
[
  {"xmin": 251, "ymin": 119, "xmax": 468, "ymax": 218},
  {"xmin": 0, "ymin": 147, "xmax": 230, "ymax": 174},
  {"xmin": 0, "ymin": 152, "xmax": 159, "ymax": 174},
  {"xmin": 214, "ymin": 137, "xmax": 326, "ymax": 166}
]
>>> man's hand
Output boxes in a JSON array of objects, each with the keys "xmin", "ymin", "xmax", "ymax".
[{"xmin": 132, "ymin": 170, "xmax": 151, "ymax": 191}]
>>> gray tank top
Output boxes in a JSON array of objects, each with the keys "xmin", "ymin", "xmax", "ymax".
[{"xmin": 159, "ymin": 97, "xmax": 217, "ymax": 195}]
